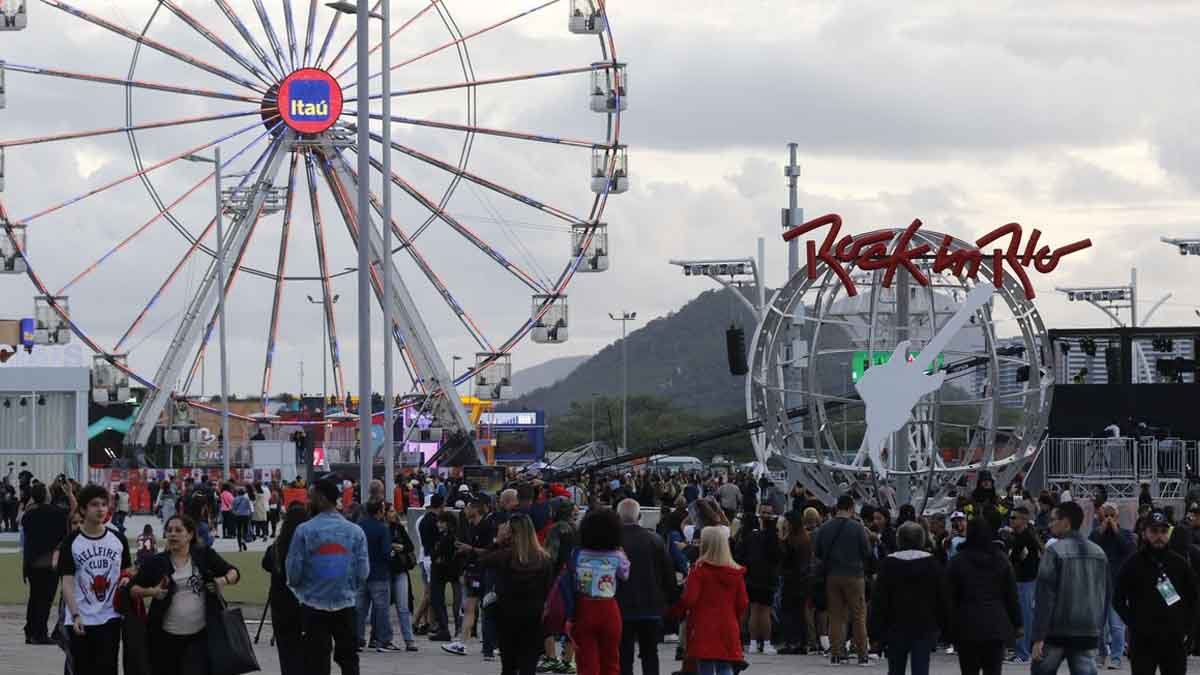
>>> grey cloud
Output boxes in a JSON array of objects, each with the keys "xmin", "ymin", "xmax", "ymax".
[{"xmin": 1052, "ymin": 158, "xmax": 1162, "ymax": 204}]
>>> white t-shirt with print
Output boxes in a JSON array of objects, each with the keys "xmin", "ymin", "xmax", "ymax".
[{"xmin": 58, "ymin": 527, "xmax": 131, "ymax": 626}]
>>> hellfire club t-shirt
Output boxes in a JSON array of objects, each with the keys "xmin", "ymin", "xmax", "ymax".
[{"xmin": 58, "ymin": 527, "xmax": 131, "ymax": 626}]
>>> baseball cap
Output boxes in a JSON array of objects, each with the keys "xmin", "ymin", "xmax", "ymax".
[
  {"xmin": 458, "ymin": 484, "xmax": 470, "ymax": 493},
  {"xmin": 1148, "ymin": 510, "xmax": 1170, "ymax": 528},
  {"xmin": 950, "ymin": 511, "xmax": 967, "ymax": 521},
  {"xmin": 429, "ymin": 494, "xmax": 445, "ymax": 508}
]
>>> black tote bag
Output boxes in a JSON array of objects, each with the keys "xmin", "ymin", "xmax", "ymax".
[{"xmin": 207, "ymin": 596, "xmax": 260, "ymax": 675}]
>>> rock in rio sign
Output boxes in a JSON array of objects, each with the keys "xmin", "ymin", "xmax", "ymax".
[
  {"xmin": 782, "ymin": 213, "xmax": 1092, "ymax": 300},
  {"xmin": 278, "ymin": 68, "xmax": 344, "ymax": 134}
]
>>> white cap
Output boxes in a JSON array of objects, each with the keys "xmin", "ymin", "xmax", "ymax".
[
  {"xmin": 950, "ymin": 511, "xmax": 967, "ymax": 520},
  {"xmin": 458, "ymin": 484, "xmax": 470, "ymax": 493}
]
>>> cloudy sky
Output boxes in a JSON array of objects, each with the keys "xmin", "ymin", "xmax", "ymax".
[{"xmin": 2, "ymin": 0, "xmax": 1199, "ymax": 401}]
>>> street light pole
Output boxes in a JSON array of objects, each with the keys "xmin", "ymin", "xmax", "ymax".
[
  {"xmin": 211, "ymin": 148, "xmax": 232, "ymax": 479},
  {"xmin": 381, "ymin": 0, "xmax": 395, "ymax": 502},
  {"xmin": 307, "ymin": 294, "xmax": 339, "ymax": 411},
  {"xmin": 355, "ymin": 0, "xmax": 372, "ymax": 494},
  {"xmin": 608, "ymin": 311, "xmax": 637, "ymax": 451}
]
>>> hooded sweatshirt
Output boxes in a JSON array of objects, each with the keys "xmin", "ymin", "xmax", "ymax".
[
  {"xmin": 670, "ymin": 561, "xmax": 749, "ymax": 662},
  {"xmin": 868, "ymin": 550, "xmax": 948, "ymax": 643}
]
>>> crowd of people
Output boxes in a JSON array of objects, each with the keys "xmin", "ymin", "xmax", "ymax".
[{"xmin": 9, "ymin": 463, "xmax": 1200, "ymax": 675}]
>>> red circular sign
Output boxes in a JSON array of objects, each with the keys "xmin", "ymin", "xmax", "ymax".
[{"xmin": 277, "ymin": 68, "xmax": 344, "ymax": 134}]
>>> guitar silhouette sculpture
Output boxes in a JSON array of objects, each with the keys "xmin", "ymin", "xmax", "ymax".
[{"xmin": 854, "ymin": 283, "xmax": 995, "ymax": 478}]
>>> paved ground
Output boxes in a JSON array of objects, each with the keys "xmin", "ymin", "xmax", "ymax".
[{"xmin": 5, "ymin": 598, "xmax": 1192, "ymax": 675}]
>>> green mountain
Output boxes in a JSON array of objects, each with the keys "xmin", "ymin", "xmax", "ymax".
[{"xmin": 507, "ymin": 289, "xmax": 762, "ymax": 420}]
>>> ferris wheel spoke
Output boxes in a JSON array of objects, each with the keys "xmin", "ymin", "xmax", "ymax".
[
  {"xmin": 326, "ymin": 0, "xmax": 383, "ymax": 72},
  {"xmin": 282, "ymin": 0, "xmax": 300, "ymax": 72},
  {"xmin": 55, "ymin": 126, "xmax": 275, "ymax": 296},
  {"xmin": 303, "ymin": 152, "xmax": 349, "ymax": 401},
  {"xmin": 313, "ymin": 8, "xmax": 344, "ymax": 68},
  {"xmin": 332, "ymin": 0, "xmax": 443, "ymax": 81},
  {"xmin": 157, "ymin": 0, "xmax": 276, "ymax": 88},
  {"xmin": 40, "ymin": 0, "xmax": 267, "ymax": 94},
  {"xmin": 352, "ymin": 111, "xmax": 602, "ymax": 150},
  {"xmin": 251, "ymin": 0, "xmax": 291, "ymax": 76},
  {"xmin": 113, "ymin": 134, "xmax": 283, "ymax": 352},
  {"xmin": 0, "ymin": 110, "xmax": 263, "ymax": 149},
  {"xmin": 260, "ymin": 153, "xmax": 301, "ymax": 407},
  {"xmin": 347, "ymin": 163, "xmax": 494, "ymax": 352},
  {"xmin": 302, "ymin": 0, "xmax": 318, "ymax": 67},
  {"xmin": 183, "ymin": 206, "xmax": 269, "ymax": 393},
  {"xmin": 4, "ymin": 62, "xmax": 265, "ymax": 104},
  {"xmin": 214, "ymin": 0, "xmax": 287, "ymax": 81},
  {"xmin": 364, "ymin": 129, "xmax": 588, "ymax": 224},
  {"xmin": 363, "ymin": 63, "xmax": 608, "ymax": 101},
  {"xmin": 352, "ymin": 147, "xmax": 551, "ymax": 294},
  {"xmin": 17, "ymin": 116, "xmax": 277, "ymax": 224},
  {"xmin": 347, "ymin": 0, "xmax": 561, "ymax": 89}
]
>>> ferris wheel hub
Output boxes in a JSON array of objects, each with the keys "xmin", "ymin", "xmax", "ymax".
[{"xmin": 273, "ymin": 67, "xmax": 344, "ymax": 135}]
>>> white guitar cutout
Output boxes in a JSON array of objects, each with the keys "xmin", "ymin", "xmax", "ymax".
[{"xmin": 854, "ymin": 283, "xmax": 995, "ymax": 478}]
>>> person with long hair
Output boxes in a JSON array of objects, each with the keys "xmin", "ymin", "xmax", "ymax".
[
  {"xmin": 130, "ymin": 514, "xmax": 241, "ymax": 675},
  {"xmin": 462, "ymin": 514, "xmax": 553, "ymax": 675},
  {"xmin": 385, "ymin": 503, "xmax": 418, "ymax": 652},
  {"xmin": 669, "ymin": 526, "xmax": 749, "ymax": 675},
  {"xmin": 572, "ymin": 508, "xmax": 630, "ymax": 675},
  {"xmin": 945, "ymin": 518, "xmax": 1020, "ymax": 675},
  {"xmin": 777, "ymin": 511, "xmax": 813, "ymax": 654},
  {"xmin": 262, "ymin": 503, "xmax": 309, "ymax": 674}
]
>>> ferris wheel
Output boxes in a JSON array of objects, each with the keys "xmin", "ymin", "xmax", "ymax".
[{"xmin": 0, "ymin": 0, "xmax": 626, "ymax": 450}]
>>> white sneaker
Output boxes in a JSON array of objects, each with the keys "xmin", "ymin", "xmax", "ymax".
[
  {"xmin": 820, "ymin": 636, "xmax": 831, "ymax": 651},
  {"xmin": 762, "ymin": 642, "xmax": 778, "ymax": 656},
  {"xmin": 442, "ymin": 642, "xmax": 468, "ymax": 656},
  {"xmin": 945, "ymin": 646, "xmax": 955, "ymax": 655},
  {"xmin": 663, "ymin": 634, "xmax": 679, "ymax": 644}
]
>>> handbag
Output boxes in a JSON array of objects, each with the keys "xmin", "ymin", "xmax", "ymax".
[
  {"xmin": 811, "ymin": 519, "xmax": 849, "ymax": 612},
  {"xmin": 207, "ymin": 595, "xmax": 260, "ymax": 675}
]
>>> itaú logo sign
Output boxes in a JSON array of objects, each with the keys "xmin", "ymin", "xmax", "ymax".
[{"xmin": 278, "ymin": 68, "xmax": 343, "ymax": 134}]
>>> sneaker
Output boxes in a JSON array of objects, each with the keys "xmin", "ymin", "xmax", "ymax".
[
  {"xmin": 429, "ymin": 632, "xmax": 452, "ymax": 642},
  {"xmin": 553, "ymin": 660, "xmax": 577, "ymax": 674},
  {"xmin": 405, "ymin": 643, "xmax": 419, "ymax": 652},
  {"xmin": 414, "ymin": 624, "xmax": 429, "ymax": 636},
  {"xmin": 857, "ymin": 656, "xmax": 870, "ymax": 667},
  {"xmin": 762, "ymin": 642, "xmax": 778, "ymax": 656},
  {"xmin": 830, "ymin": 655, "xmax": 844, "ymax": 666},
  {"xmin": 538, "ymin": 657, "xmax": 562, "ymax": 673},
  {"xmin": 376, "ymin": 643, "xmax": 403, "ymax": 653},
  {"xmin": 441, "ymin": 641, "xmax": 468, "ymax": 656},
  {"xmin": 1108, "ymin": 658, "xmax": 1121, "ymax": 670},
  {"xmin": 663, "ymin": 634, "xmax": 679, "ymax": 644},
  {"xmin": 945, "ymin": 646, "xmax": 955, "ymax": 655}
]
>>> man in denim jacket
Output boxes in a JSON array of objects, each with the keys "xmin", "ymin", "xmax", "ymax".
[
  {"xmin": 1032, "ymin": 501, "xmax": 1109, "ymax": 675},
  {"xmin": 288, "ymin": 476, "xmax": 370, "ymax": 675}
]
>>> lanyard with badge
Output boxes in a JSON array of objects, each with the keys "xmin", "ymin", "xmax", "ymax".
[{"xmin": 1154, "ymin": 559, "xmax": 1182, "ymax": 606}]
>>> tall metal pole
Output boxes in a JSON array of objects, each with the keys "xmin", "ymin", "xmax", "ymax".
[
  {"xmin": 215, "ymin": 146, "xmax": 231, "ymax": 480},
  {"xmin": 322, "ymin": 309, "xmax": 328, "ymax": 408},
  {"xmin": 356, "ymin": 0, "xmax": 373, "ymax": 494},
  {"xmin": 785, "ymin": 143, "xmax": 802, "ymax": 278},
  {"xmin": 621, "ymin": 320, "xmax": 628, "ymax": 452},
  {"xmin": 1130, "ymin": 267, "xmax": 1138, "ymax": 328},
  {"xmin": 381, "ymin": 0, "xmax": 395, "ymax": 502}
]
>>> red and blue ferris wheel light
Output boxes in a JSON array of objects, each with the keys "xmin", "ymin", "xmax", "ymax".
[{"xmin": 278, "ymin": 68, "xmax": 344, "ymax": 134}]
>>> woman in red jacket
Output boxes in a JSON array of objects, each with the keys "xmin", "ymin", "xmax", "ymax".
[{"xmin": 670, "ymin": 525, "xmax": 749, "ymax": 675}]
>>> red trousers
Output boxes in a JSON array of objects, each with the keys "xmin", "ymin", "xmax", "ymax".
[{"xmin": 572, "ymin": 597, "xmax": 622, "ymax": 675}]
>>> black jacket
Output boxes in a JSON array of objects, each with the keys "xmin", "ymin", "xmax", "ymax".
[
  {"xmin": 131, "ymin": 546, "xmax": 238, "ymax": 635},
  {"xmin": 1008, "ymin": 527, "xmax": 1041, "ymax": 583},
  {"xmin": 262, "ymin": 544, "xmax": 302, "ymax": 632},
  {"xmin": 779, "ymin": 536, "xmax": 813, "ymax": 608},
  {"xmin": 946, "ymin": 545, "xmax": 1021, "ymax": 644},
  {"xmin": 20, "ymin": 504, "xmax": 67, "ymax": 576},
  {"xmin": 869, "ymin": 550, "xmax": 948, "ymax": 642},
  {"xmin": 480, "ymin": 547, "xmax": 553, "ymax": 620},
  {"xmin": 737, "ymin": 518, "xmax": 781, "ymax": 593},
  {"xmin": 615, "ymin": 523, "xmax": 674, "ymax": 621},
  {"xmin": 1113, "ymin": 546, "xmax": 1198, "ymax": 638}
]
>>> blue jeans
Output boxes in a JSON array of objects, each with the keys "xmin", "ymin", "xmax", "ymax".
[
  {"xmin": 698, "ymin": 660, "xmax": 734, "ymax": 675},
  {"xmin": 356, "ymin": 579, "xmax": 393, "ymax": 646},
  {"xmin": 1032, "ymin": 644, "xmax": 1098, "ymax": 675},
  {"xmin": 391, "ymin": 573, "xmax": 414, "ymax": 644},
  {"xmin": 1097, "ymin": 604, "xmax": 1125, "ymax": 662},
  {"xmin": 885, "ymin": 637, "xmax": 935, "ymax": 675},
  {"xmin": 1015, "ymin": 581, "xmax": 1036, "ymax": 661}
]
